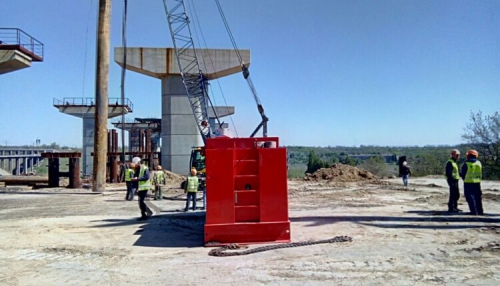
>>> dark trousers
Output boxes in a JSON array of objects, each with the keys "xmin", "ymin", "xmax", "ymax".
[
  {"xmin": 138, "ymin": 190, "xmax": 152, "ymax": 217},
  {"xmin": 125, "ymin": 182, "xmax": 135, "ymax": 201},
  {"xmin": 185, "ymin": 192, "xmax": 197, "ymax": 211},
  {"xmin": 447, "ymin": 179, "xmax": 460, "ymax": 211},
  {"xmin": 154, "ymin": 185, "xmax": 163, "ymax": 200},
  {"xmin": 464, "ymin": 183, "xmax": 483, "ymax": 215}
]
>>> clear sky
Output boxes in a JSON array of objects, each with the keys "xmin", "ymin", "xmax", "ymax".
[{"xmin": 0, "ymin": 0, "xmax": 498, "ymax": 148}]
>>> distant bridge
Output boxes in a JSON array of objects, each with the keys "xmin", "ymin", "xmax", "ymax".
[{"xmin": 0, "ymin": 148, "xmax": 56, "ymax": 175}]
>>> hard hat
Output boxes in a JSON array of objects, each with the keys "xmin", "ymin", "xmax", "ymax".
[
  {"xmin": 157, "ymin": 165, "xmax": 162, "ymax": 170},
  {"xmin": 132, "ymin": 157, "xmax": 141, "ymax": 164},
  {"xmin": 451, "ymin": 149, "xmax": 460, "ymax": 156},
  {"xmin": 402, "ymin": 161, "xmax": 407, "ymax": 166},
  {"xmin": 190, "ymin": 168, "xmax": 197, "ymax": 175},
  {"xmin": 467, "ymin": 150, "xmax": 479, "ymax": 158}
]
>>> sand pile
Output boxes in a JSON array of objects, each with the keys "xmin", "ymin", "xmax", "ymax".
[
  {"xmin": 304, "ymin": 163, "xmax": 377, "ymax": 182},
  {"xmin": 164, "ymin": 170, "xmax": 186, "ymax": 183}
]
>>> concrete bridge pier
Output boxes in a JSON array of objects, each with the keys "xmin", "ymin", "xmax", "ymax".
[{"xmin": 115, "ymin": 47, "xmax": 247, "ymax": 174}]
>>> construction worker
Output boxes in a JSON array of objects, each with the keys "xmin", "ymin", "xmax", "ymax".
[
  {"xmin": 153, "ymin": 165, "xmax": 167, "ymax": 200},
  {"xmin": 401, "ymin": 161, "xmax": 411, "ymax": 190},
  {"xmin": 130, "ymin": 157, "xmax": 153, "ymax": 220},
  {"xmin": 124, "ymin": 162, "xmax": 136, "ymax": 201},
  {"xmin": 445, "ymin": 149, "xmax": 462, "ymax": 212},
  {"xmin": 184, "ymin": 168, "xmax": 199, "ymax": 211},
  {"xmin": 460, "ymin": 150, "xmax": 483, "ymax": 215}
]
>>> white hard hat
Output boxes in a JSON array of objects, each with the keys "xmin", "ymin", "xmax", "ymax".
[{"xmin": 132, "ymin": 157, "xmax": 141, "ymax": 164}]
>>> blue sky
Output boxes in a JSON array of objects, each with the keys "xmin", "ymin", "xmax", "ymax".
[{"xmin": 0, "ymin": 0, "xmax": 498, "ymax": 147}]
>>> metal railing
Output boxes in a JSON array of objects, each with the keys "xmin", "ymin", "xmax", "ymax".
[
  {"xmin": 53, "ymin": 97, "xmax": 134, "ymax": 112},
  {"xmin": 0, "ymin": 28, "xmax": 44, "ymax": 60}
]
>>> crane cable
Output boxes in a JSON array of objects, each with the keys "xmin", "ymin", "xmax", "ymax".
[
  {"xmin": 187, "ymin": 0, "xmax": 239, "ymax": 137},
  {"xmin": 82, "ymin": 0, "xmax": 94, "ymax": 98},
  {"xmin": 214, "ymin": 0, "xmax": 266, "ymax": 117},
  {"xmin": 120, "ymin": 0, "xmax": 128, "ymax": 172}
]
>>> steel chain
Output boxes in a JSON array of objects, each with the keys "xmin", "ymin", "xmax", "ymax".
[{"xmin": 207, "ymin": 235, "xmax": 352, "ymax": 257}]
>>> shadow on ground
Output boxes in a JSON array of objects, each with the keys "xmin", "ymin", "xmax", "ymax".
[
  {"xmin": 91, "ymin": 212, "xmax": 205, "ymax": 248},
  {"xmin": 0, "ymin": 191, "xmax": 101, "ymax": 195},
  {"xmin": 291, "ymin": 211, "xmax": 500, "ymax": 229}
]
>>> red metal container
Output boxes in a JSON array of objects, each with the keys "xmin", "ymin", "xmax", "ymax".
[{"xmin": 204, "ymin": 137, "xmax": 291, "ymax": 245}]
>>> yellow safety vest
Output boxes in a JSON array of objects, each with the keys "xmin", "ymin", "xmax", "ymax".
[
  {"xmin": 138, "ymin": 165, "xmax": 151, "ymax": 191},
  {"xmin": 186, "ymin": 176, "xmax": 199, "ymax": 193},
  {"xmin": 154, "ymin": 171, "xmax": 166, "ymax": 185},
  {"xmin": 125, "ymin": 168, "xmax": 133, "ymax": 182},
  {"xmin": 464, "ymin": 161, "xmax": 482, "ymax": 183},
  {"xmin": 446, "ymin": 159, "xmax": 460, "ymax": 180}
]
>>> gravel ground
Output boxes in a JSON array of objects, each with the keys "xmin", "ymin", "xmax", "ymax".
[{"xmin": 0, "ymin": 178, "xmax": 499, "ymax": 285}]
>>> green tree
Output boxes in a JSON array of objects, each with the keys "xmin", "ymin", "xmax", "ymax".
[
  {"xmin": 306, "ymin": 150, "xmax": 330, "ymax": 174},
  {"xmin": 342, "ymin": 155, "xmax": 358, "ymax": 166},
  {"xmin": 462, "ymin": 111, "xmax": 500, "ymax": 179},
  {"xmin": 360, "ymin": 156, "xmax": 388, "ymax": 177}
]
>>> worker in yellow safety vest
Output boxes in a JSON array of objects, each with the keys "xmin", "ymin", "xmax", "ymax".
[
  {"xmin": 130, "ymin": 157, "xmax": 153, "ymax": 220},
  {"xmin": 460, "ymin": 150, "xmax": 483, "ymax": 215},
  {"xmin": 445, "ymin": 149, "xmax": 462, "ymax": 212},
  {"xmin": 153, "ymin": 165, "xmax": 167, "ymax": 200},
  {"xmin": 125, "ymin": 162, "xmax": 136, "ymax": 201},
  {"xmin": 184, "ymin": 168, "xmax": 199, "ymax": 211}
]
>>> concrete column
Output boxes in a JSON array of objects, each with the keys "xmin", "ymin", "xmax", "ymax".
[
  {"xmin": 15, "ymin": 158, "xmax": 20, "ymax": 175},
  {"xmin": 83, "ymin": 117, "xmax": 95, "ymax": 176},
  {"xmin": 161, "ymin": 75, "xmax": 203, "ymax": 174},
  {"xmin": 23, "ymin": 157, "xmax": 28, "ymax": 175}
]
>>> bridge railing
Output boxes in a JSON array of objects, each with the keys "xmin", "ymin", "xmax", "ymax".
[
  {"xmin": 0, "ymin": 28, "xmax": 44, "ymax": 61},
  {"xmin": 53, "ymin": 97, "xmax": 134, "ymax": 112}
]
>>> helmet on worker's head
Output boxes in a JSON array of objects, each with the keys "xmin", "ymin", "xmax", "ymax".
[
  {"xmin": 190, "ymin": 168, "xmax": 197, "ymax": 175},
  {"xmin": 466, "ymin": 150, "xmax": 479, "ymax": 158},
  {"xmin": 132, "ymin": 157, "xmax": 141, "ymax": 164},
  {"xmin": 157, "ymin": 165, "xmax": 162, "ymax": 170},
  {"xmin": 451, "ymin": 149, "xmax": 461, "ymax": 156},
  {"xmin": 402, "ymin": 161, "xmax": 408, "ymax": 166}
]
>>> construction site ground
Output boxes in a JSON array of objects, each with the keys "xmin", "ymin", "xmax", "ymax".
[{"xmin": 1, "ymin": 176, "xmax": 499, "ymax": 285}]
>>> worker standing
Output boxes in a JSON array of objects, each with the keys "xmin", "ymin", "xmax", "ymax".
[
  {"xmin": 124, "ymin": 162, "xmax": 136, "ymax": 201},
  {"xmin": 461, "ymin": 150, "xmax": 484, "ymax": 215},
  {"xmin": 445, "ymin": 149, "xmax": 462, "ymax": 212},
  {"xmin": 184, "ymin": 168, "xmax": 199, "ymax": 211},
  {"xmin": 401, "ymin": 161, "xmax": 411, "ymax": 190},
  {"xmin": 131, "ymin": 157, "xmax": 153, "ymax": 220},
  {"xmin": 153, "ymin": 165, "xmax": 167, "ymax": 200}
]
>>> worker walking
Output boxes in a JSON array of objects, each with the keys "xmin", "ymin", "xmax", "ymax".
[
  {"xmin": 131, "ymin": 157, "xmax": 153, "ymax": 220},
  {"xmin": 445, "ymin": 149, "xmax": 462, "ymax": 212},
  {"xmin": 398, "ymin": 156, "xmax": 411, "ymax": 190},
  {"xmin": 153, "ymin": 165, "xmax": 167, "ymax": 200},
  {"xmin": 184, "ymin": 168, "xmax": 199, "ymax": 211},
  {"xmin": 461, "ymin": 150, "xmax": 483, "ymax": 215},
  {"xmin": 125, "ymin": 162, "xmax": 136, "ymax": 201}
]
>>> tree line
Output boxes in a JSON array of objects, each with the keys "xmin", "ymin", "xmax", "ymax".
[{"xmin": 287, "ymin": 111, "xmax": 499, "ymax": 180}]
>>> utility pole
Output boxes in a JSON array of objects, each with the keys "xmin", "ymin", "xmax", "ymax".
[{"xmin": 93, "ymin": 0, "xmax": 111, "ymax": 192}]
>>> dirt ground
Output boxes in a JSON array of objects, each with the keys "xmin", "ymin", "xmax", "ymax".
[{"xmin": 1, "ymin": 176, "xmax": 499, "ymax": 285}]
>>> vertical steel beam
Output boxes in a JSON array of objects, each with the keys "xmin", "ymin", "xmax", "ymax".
[
  {"xmin": 68, "ymin": 158, "xmax": 81, "ymax": 188},
  {"xmin": 48, "ymin": 158, "xmax": 59, "ymax": 187}
]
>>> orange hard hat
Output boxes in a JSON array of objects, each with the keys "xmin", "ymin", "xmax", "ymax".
[{"xmin": 467, "ymin": 149, "xmax": 479, "ymax": 158}]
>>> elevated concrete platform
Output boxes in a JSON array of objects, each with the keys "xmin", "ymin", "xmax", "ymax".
[
  {"xmin": 0, "ymin": 50, "xmax": 31, "ymax": 74},
  {"xmin": 115, "ymin": 48, "xmax": 250, "ymax": 79},
  {"xmin": 0, "ymin": 28, "xmax": 44, "ymax": 75},
  {"xmin": 53, "ymin": 97, "xmax": 134, "ymax": 176}
]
